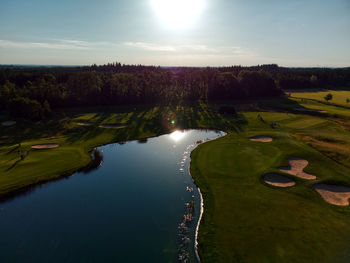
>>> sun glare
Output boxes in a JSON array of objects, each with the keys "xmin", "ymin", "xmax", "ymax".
[
  {"xmin": 170, "ymin": 130, "xmax": 186, "ymax": 142},
  {"xmin": 151, "ymin": 0, "xmax": 205, "ymax": 29}
]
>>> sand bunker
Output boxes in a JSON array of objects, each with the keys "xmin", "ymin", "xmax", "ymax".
[
  {"xmin": 314, "ymin": 184, "xmax": 350, "ymax": 206},
  {"xmin": 2, "ymin": 121, "xmax": 16, "ymax": 126},
  {"xmin": 77, "ymin": 122, "xmax": 92, "ymax": 126},
  {"xmin": 295, "ymin": 108, "xmax": 327, "ymax": 114},
  {"xmin": 279, "ymin": 158, "xmax": 316, "ymax": 180},
  {"xmin": 31, "ymin": 144, "xmax": 59, "ymax": 149},
  {"xmin": 250, "ymin": 136, "xmax": 273, "ymax": 142},
  {"xmin": 99, "ymin": 124, "xmax": 126, "ymax": 129},
  {"xmin": 263, "ymin": 173, "xmax": 296, "ymax": 187}
]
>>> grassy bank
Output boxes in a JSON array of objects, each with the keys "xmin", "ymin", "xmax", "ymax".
[{"xmin": 191, "ymin": 110, "xmax": 350, "ymax": 263}]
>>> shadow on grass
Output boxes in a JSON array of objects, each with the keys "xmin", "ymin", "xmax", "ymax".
[
  {"xmin": 257, "ymin": 97, "xmax": 329, "ymax": 117},
  {"xmin": 6, "ymin": 144, "xmax": 20, "ymax": 155},
  {"xmin": 2, "ymin": 103, "xmax": 249, "ymax": 149},
  {"xmin": 6, "ymin": 158, "xmax": 22, "ymax": 171}
]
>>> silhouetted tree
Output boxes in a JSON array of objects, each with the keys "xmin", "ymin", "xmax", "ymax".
[{"xmin": 324, "ymin": 93, "xmax": 333, "ymax": 102}]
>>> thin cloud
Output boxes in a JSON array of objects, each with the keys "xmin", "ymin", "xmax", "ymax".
[
  {"xmin": 0, "ymin": 39, "xmax": 95, "ymax": 50},
  {"xmin": 124, "ymin": 42, "xmax": 177, "ymax": 52},
  {"xmin": 220, "ymin": 46, "xmax": 258, "ymax": 57},
  {"xmin": 57, "ymin": 39, "xmax": 90, "ymax": 45},
  {"xmin": 180, "ymin": 44, "xmax": 219, "ymax": 53},
  {"xmin": 53, "ymin": 39, "xmax": 113, "ymax": 47},
  {"xmin": 0, "ymin": 38, "xmax": 260, "ymax": 65},
  {"xmin": 123, "ymin": 42, "xmax": 256, "ymax": 57},
  {"xmin": 124, "ymin": 42, "xmax": 220, "ymax": 53}
]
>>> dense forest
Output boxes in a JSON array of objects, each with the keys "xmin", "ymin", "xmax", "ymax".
[{"xmin": 0, "ymin": 63, "xmax": 349, "ymax": 120}]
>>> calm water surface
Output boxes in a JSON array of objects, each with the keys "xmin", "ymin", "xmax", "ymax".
[{"xmin": 0, "ymin": 130, "xmax": 224, "ymax": 263}]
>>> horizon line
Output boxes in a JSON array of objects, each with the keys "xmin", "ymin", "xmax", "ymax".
[{"xmin": 0, "ymin": 64, "xmax": 349, "ymax": 69}]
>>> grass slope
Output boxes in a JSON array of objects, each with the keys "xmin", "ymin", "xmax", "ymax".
[{"xmin": 191, "ymin": 111, "xmax": 350, "ymax": 263}]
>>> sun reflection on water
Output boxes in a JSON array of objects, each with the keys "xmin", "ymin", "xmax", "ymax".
[{"xmin": 169, "ymin": 130, "xmax": 186, "ymax": 142}]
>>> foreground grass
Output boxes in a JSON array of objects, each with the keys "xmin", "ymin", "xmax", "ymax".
[{"xmin": 191, "ymin": 110, "xmax": 350, "ymax": 263}]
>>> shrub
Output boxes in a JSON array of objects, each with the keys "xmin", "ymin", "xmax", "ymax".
[{"xmin": 324, "ymin": 93, "xmax": 333, "ymax": 102}]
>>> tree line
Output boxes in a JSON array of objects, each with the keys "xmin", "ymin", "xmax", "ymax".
[{"xmin": 0, "ymin": 63, "xmax": 349, "ymax": 120}]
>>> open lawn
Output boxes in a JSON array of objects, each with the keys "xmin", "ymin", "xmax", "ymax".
[
  {"xmin": 287, "ymin": 98, "xmax": 350, "ymax": 121},
  {"xmin": 191, "ymin": 109, "xmax": 350, "ymax": 263},
  {"xmin": 290, "ymin": 90, "xmax": 350, "ymax": 107}
]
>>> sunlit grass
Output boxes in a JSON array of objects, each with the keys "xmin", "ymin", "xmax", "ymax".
[
  {"xmin": 191, "ymin": 110, "xmax": 350, "ymax": 263},
  {"xmin": 290, "ymin": 90, "xmax": 350, "ymax": 106}
]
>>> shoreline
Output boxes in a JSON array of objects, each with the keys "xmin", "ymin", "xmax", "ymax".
[
  {"xmin": 187, "ymin": 131, "xmax": 227, "ymax": 263},
  {"xmin": 0, "ymin": 129, "xmax": 222, "ymax": 201},
  {"xmin": 0, "ymin": 129, "xmax": 226, "ymax": 262},
  {"xmin": 194, "ymin": 188, "xmax": 204, "ymax": 263},
  {"xmin": 0, "ymin": 150, "xmax": 97, "ymax": 203},
  {"xmin": 0, "ymin": 134, "xmax": 162, "ymax": 202}
]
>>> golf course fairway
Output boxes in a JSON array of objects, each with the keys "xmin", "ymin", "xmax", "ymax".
[{"xmin": 191, "ymin": 111, "xmax": 350, "ymax": 263}]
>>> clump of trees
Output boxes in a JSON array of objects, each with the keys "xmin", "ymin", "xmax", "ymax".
[
  {"xmin": 238, "ymin": 70, "xmax": 280, "ymax": 97},
  {"xmin": 8, "ymin": 97, "xmax": 51, "ymax": 120}
]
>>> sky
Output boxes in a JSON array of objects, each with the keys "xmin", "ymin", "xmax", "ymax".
[{"xmin": 0, "ymin": 0, "xmax": 349, "ymax": 67}]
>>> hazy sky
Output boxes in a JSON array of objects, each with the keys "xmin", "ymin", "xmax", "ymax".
[{"xmin": 0, "ymin": 0, "xmax": 349, "ymax": 66}]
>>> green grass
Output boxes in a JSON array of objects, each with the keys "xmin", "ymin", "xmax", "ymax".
[
  {"xmin": 191, "ymin": 110, "xmax": 350, "ymax": 263},
  {"xmin": 290, "ymin": 98, "xmax": 350, "ymax": 119},
  {"xmin": 290, "ymin": 90, "xmax": 350, "ymax": 106}
]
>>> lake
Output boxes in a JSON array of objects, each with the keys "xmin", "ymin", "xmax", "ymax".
[{"xmin": 0, "ymin": 130, "xmax": 224, "ymax": 263}]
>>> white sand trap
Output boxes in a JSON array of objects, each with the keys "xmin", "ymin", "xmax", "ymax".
[
  {"xmin": 77, "ymin": 122, "xmax": 92, "ymax": 126},
  {"xmin": 279, "ymin": 158, "xmax": 316, "ymax": 180},
  {"xmin": 263, "ymin": 173, "xmax": 296, "ymax": 187},
  {"xmin": 31, "ymin": 144, "xmax": 59, "ymax": 149},
  {"xmin": 99, "ymin": 124, "xmax": 126, "ymax": 129},
  {"xmin": 250, "ymin": 136, "xmax": 273, "ymax": 142},
  {"xmin": 315, "ymin": 184, "xmax": 350, "ymax": 206},
  {"xmin": 2, "ymin": 121, "xmax": 16, "ymax": 126}
]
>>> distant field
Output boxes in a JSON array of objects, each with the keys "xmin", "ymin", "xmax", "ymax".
[{"xmin": 290, "ymin": 90, "xmax": 350, "ymax": 106}]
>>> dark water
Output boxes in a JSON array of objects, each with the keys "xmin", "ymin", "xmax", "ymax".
[{"xmin": 0, "ymin": 130, "xmax": 224, "ymax": 263}]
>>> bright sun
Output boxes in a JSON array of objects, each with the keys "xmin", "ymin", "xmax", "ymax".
[{"xmin": 151, "ymin": 0, "xmax": 205, "ymax": 29}]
